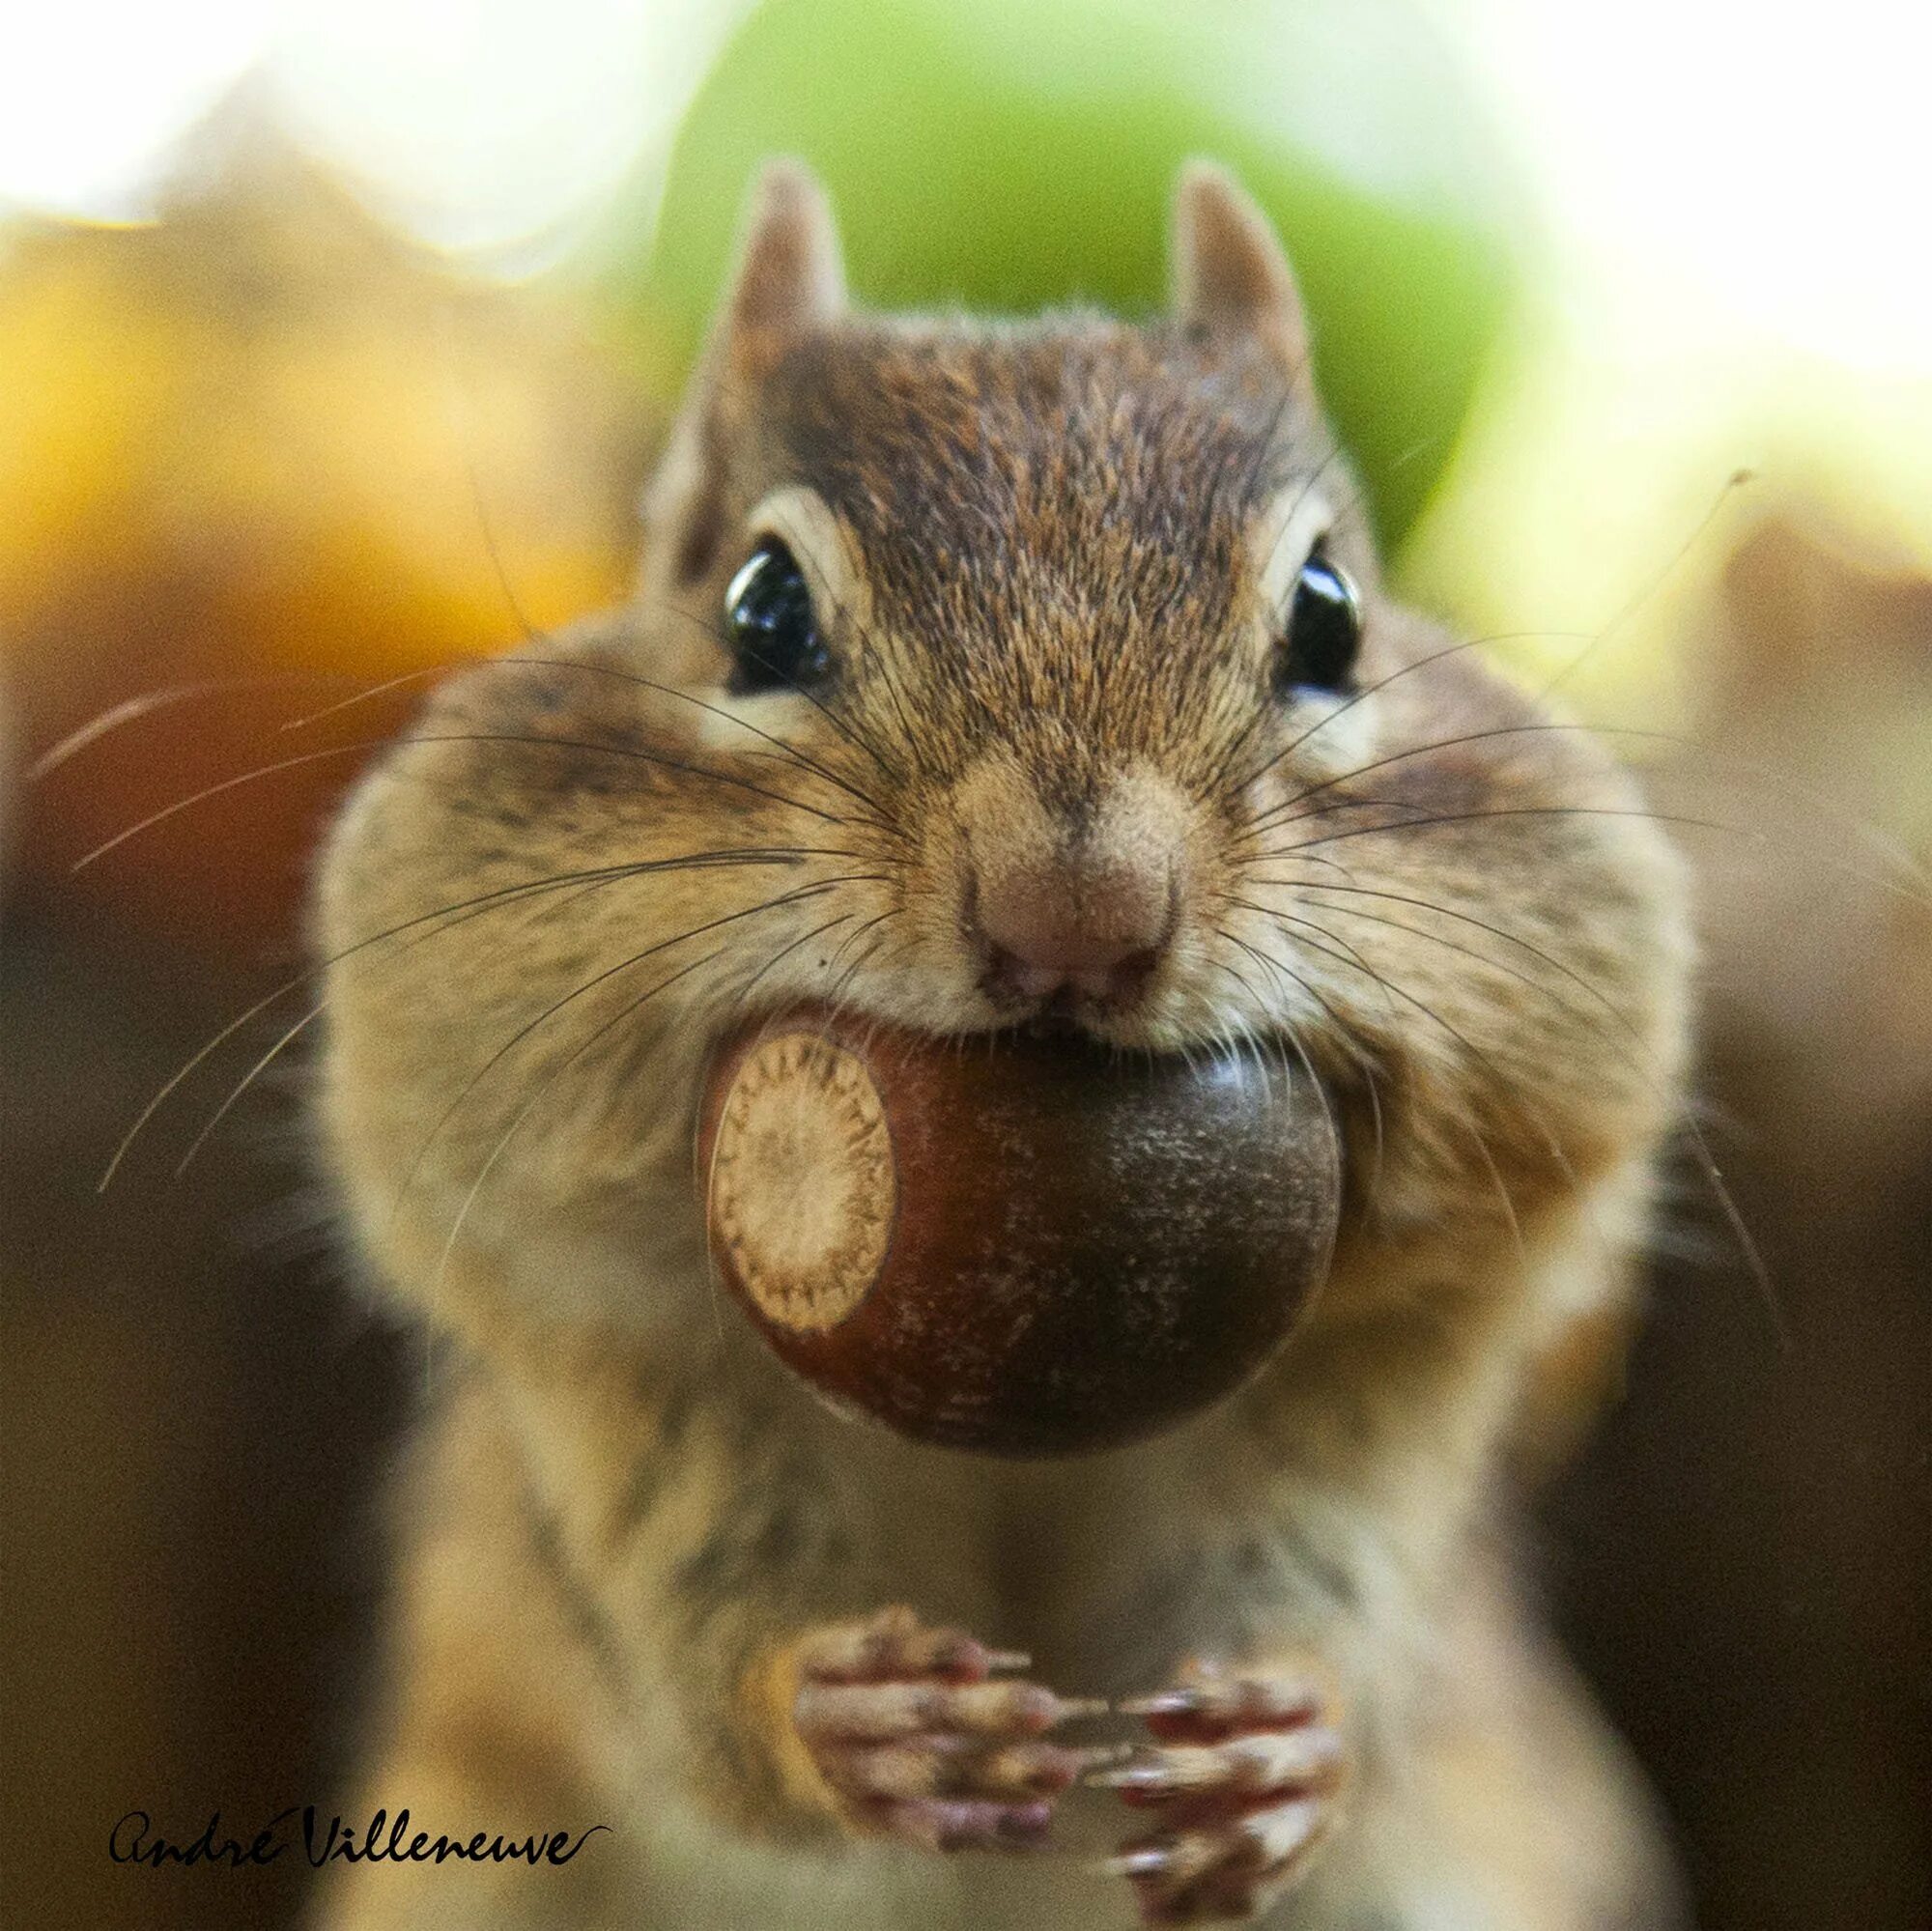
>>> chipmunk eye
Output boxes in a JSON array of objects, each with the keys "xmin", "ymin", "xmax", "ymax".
[
  {"xmin": 1273, "ymin": 545, "xmax": 1362, "ymax": 699},
  {"xmin": 724, "ymin": 539, "xmax": 830, "ymax": 695}
]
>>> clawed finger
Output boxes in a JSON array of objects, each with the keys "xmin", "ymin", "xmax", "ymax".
[
  {"xmin": 1104, "ymin": 1796, "xmax": 1327, "ymax": 1923},
  {"xmin": 827, "ymin": 1734, "xmax": 1119, "ymax": 1801},
  {"xmin": 863, "ymin": 1795, "xmax": 1056, "ymax": 1853},
  {"xmin": 798, "ymin": 1605, "xmax": 1031, "ymax": 1687},
  {"xmin": 1103, "ymin": 1659, "xmax": 1345, "ymax": 1921},
  {"xmin": 791, "ymin": 1608, "xmax": 1108, "ymax": 1858},
  {"xmin": 1119, "ymin": 1672, "xmax": 1325, "ymax": 1743},
  {"xmin": 1091, "ymin": 1726, "xmax": 1344, "ymax": 1803},
  {"xmin": 798, "ymin": 1675, "xmax": 1104, "ymax": 1746}
]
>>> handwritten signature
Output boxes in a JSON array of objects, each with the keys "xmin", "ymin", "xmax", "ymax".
[{"xmin": 110, "ymin": 1807, "xmax": 611, "ymax": 1870}]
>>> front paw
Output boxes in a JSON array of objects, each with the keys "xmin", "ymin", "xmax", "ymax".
[
  {"xmin": 1098, "ymin": 1659, "xmax": 1348, "ymax": 1924},
  {"xmin": 792, "ymin": 1605, "xmax": 1106, "ymax": 1852}
]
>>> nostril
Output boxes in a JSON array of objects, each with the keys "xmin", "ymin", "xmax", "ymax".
[
  {"xmin": 1092, "ymin": 937, "xmax": 1165, "ymax": 999},
  {"xmin": 983, "ymin": 943, "xmax": 1077, "ymax": 1003},
  {"xmin": 973, "ymin": 863, "xmax": 1177, "ymax": 1004}
]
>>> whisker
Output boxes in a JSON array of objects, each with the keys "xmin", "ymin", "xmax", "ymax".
[
  {"xmin": 1247, "ymin": 781, "xmax": 1928, "ymax": 927},
  {"xmin": 1223, "ymin": 895, "xmax": 1386, "ymax": 991},
  {"xmin": 1272, "ymin": 1017, "xmax": 1345, "ymax": 1268},
  {"xmin": 99, "ymin": 847, "xmax": 828, "ymax": 1188},
  {"xmin": 171, "ymin": 865, "xmax": 662, "ymax": 1178},
  {"xmin": 1227, "ymin": 629, "xmax": 1588, "ymax": 800},
  {"xmin": 860, "ymin": 628, "xmax": 926, "ymax": 764},
  {"xmin": 728, "ymin": 912, "xmax": 859, "ymax": 1014},
  {"xmin": 1465, "ymin": 1119, "xmax": 1526, "ymax": 1264},
  {"xmin": 1255, "ymin": 437, "xmax": 1355, "ymax": 586},
  {"xmin": 71, "ymin": 728, "xmax": 851, "ymax": 873},
  {"xmin": 1536, "ymin": 467, "xmax": 1754, "ymax": 701},
  {"xmin": 389, "ymin": 877, "xmax": 868, "ymax": 1225},
  {"xmin": 425, "ymin": 946, "xmax": 729, "ymax": 1306},
  {"xmin": 1238, "ymin": 721, "xmax": 1638, "ymax": 841},
  {"xmin": 437, "ymin": 367, "xmax": 903, "ymax": 802},
  {"xmin": 1284, "ymin": 885, "xmax": 1638, "ymax": 1030},
  {"xmin": 811, "ymin": 923, "xmax": 896, "ymax": 1036},
  {"xmin": 828, "ymin": 907, "xmax": 895, "ymax": 965},
  {"xmin": 289, "ymin": 650, "xmax": 904, "ymax": 835},
  {"xmin": 1267, "ymin": 804, "xmax": 1739, "ymax": 857},
  {"xmin": 26, "ymin": 674, "xmax": 368, "ymax": 782},
  {"xmin": 1358, "ymin": 1048, "xmax": 1387, "ymax": 1212},
  {"xmin": 661, "ymin": 591, "xmax": 908, "ymax": 789},
  {"xmin": 1291, "ymin": 885, "xmax": 1777, "ymax": 1334},
  {"xmin": 1212, "ymin": 924, "xmax": 1360, "ymax": 1046},
  {"xmin": 1238, "ymin": 722, "xmax": 1932, "ymax": 906},
  {"xmin": 440, "ymin": 330, "xmax": 561, "ymax": 672},
  {"xmin": 1239, "ymin": 908, "xmax": 1667, "ymax": 1302},
  {"xmin": 1234, "ymin": 472, "xmax": 1757, "ymax": 806}
]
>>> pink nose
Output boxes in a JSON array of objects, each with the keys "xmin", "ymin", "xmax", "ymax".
[{"xmin": 974, "ymin": 857, "xmax": 1175, "ymax": 1003}]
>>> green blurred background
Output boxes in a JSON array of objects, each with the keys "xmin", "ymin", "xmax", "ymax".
[
  {"xmin": 2, "ymin": 2, "xmax": 1926, "ymax": 1927},
  {"xmin": 625, "ymin": 0, "xmax": 1520, "ymax": 547}
]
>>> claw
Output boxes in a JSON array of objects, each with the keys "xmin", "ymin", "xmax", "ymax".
[
  {"xmin": 1104, "ymin": 1832, "xmax": 1220, "ymax": 1888},
  {"xmin": 1090, "ymin": 1728, "xmax": 1343, "ymax": 1798},
  {"xmin": 1118, "ymin": 1677, "xmax": 1322, "ymax": 1730},
  {"xmin": 1110, "ymin": 1800, "xmax": 1325, "ymax": 1890},
  {"xmin": 977, "ymin": 1740, "xmax": 1122, "ymax": 1796},
  {"xmin": 1228, "ymin": 1797, "xmax": 1325, "ymax": 1872},
  {"xmin": 1103, "ymin": 1843, "xmax": 1181, "ymax": 1881},
  {"xmin": 1119, "ymin": 1689, "xmax": 1201, "ymax": 1719}
]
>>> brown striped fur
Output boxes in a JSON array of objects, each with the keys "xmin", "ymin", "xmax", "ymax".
[{"xmin": 311, "ymin": 161, "xmax": 1690, "ymax": 1927}]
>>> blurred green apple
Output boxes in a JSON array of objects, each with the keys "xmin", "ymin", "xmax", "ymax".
[{"xmin": 596, "ymin": 0, "xmax": 1524, "ymax": 550}]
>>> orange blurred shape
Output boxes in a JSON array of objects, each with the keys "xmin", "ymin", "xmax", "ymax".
[{"xmin": 0, "ymin": 114, "xmax": 653, "ymax": 955}]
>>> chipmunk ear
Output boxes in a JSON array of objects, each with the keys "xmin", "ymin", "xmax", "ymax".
[
  {"xmin": 711, "ymin": 157, "xmax": 846, "ymax": 383},
  {"xmin": 645, "ymin": 161, "xmax": 845, "ymax": 599},
  {"xmin": 1170, "ymin": 160, "xmax": 1308, "ymax": 374}
]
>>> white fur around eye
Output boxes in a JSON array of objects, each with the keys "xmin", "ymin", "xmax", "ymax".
[
  {"xmin": 1275, "ymin": 680, "xmax": 1381, "ymax": 783},
  {"xmin": 740, "ymin": 486, "xmax": 869, "ymax": 644},
  {"xmin": 685, "ymin": 486, "xmax": 865, "ymax": 749},
  {"xmin": 1253, "ymin": 481, "xmax": 1337, "ymax": 615}
]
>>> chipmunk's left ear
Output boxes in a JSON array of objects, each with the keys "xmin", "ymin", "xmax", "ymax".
[{"xmin": 1170, "ymin": 161, "xmax": 1309, "ymax": 374}]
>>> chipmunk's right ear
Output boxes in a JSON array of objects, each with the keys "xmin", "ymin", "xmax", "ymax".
[
  {"xmin": 645, "ymin": 161, "xmax": 844, "ymax": 598},
  {"xmin": 707, "ymin": 158, "xmax": 846, "ymax": 388}
]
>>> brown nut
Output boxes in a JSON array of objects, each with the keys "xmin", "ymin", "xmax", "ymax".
[{"xmin": 696, "ymin": 1008, "xmax": 1342, "ymax": 1456}]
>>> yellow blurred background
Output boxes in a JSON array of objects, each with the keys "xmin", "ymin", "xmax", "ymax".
[{"xmin": 2, "ymin": 4, "xmax": 1926, "ymax": 1928}]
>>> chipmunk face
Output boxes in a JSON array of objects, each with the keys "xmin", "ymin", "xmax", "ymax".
[
  {"xmin": 677, "ymin": 316, "xmax": 1379, "ymax": 1044},
  {"xmin": 316, "ymin": 161, "xmax": 1690, "ymax": 1342}
]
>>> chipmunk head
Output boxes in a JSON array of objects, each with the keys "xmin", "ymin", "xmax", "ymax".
[
  {"xmin": 317, "ymin": 160, "xmax": 1690, "ymax": 1345},
  {"xmin": 638, "ymin": 160, "xmax": 1383, "ymax": 1039}
]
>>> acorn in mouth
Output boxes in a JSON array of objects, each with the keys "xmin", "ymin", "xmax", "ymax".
[{"xmin": 696, "ymin": 1007, "xmax": 1343, "ymax": 1456}]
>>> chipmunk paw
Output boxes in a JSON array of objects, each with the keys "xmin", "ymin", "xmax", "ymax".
[
  {"xmin": 793, "ymin": 1605, "xmax": 1107, "ymax": 1852},
  {"xmin": 1094, "ymin": 1658, "xmax": 1347, "ymax": 1922}
]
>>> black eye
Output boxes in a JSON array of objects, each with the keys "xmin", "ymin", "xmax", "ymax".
[
  {"xmin": 724, "ymin": 539, "xmax": 830, "ymax": 695},
  {"xmin": 1273, "ymin": 545, "xmax": 1362, "ymax": 698}
]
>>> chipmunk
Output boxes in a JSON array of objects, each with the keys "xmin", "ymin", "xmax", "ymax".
[{"xmin": 311, "ymin": 159, "xmax": 1692, "ymax": 1929}]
